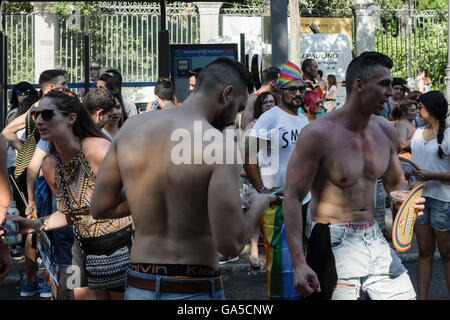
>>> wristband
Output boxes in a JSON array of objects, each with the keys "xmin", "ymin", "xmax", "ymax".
[{"xmin": 38, "ymin": 217, "xmax": 46, "ymax": 232}]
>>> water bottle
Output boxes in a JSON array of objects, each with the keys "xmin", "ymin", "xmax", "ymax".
[{"xmin": 3, "ymin": 201, "xmax": 20, "ymax": 245}]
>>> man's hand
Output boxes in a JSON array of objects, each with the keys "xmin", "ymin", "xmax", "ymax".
[
  {"xmin": 25, "ymin": 201, "xmax": 36, "ymax": 219},
  {"xmin": 414, "ymin": 197, "xmax": 426, "ymax": 216},
  {"xmin": 0, "ymin": 239, "xmax": 11, "ymax": 284},
  {"xmin": 1, "ymin": 216, "xmax": 40, "ymax": 235},
  {"xmin": 414, "ymin": 169, "xmax": 433, "ymax": 181},
  {"xmin": 293, "ymin": 263, "xmax": 321, "ymax": 297},
  {"xmin": 390, "ymin": 190, "xmax": 426, "ymax": 216}
]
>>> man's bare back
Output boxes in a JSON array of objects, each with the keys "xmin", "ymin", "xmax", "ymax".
[
  {"xmin": 305, "ymin": 110, "xmax": 397, "ymax": 224},
  {"xmin": 113, "ymin": 109, "xmax": 232, "ymax": 268}
]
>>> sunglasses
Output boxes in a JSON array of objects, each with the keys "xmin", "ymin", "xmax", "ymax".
[
  {"xmin": 16, "ymin": 89, "xmax": 31, "ymax": 96},
  {"xmin": 31, "ymin": 109, "xmax": 72, "ymax": 122},
  {"xmin": 281, "ymin": 86, "xmax": 307, "ymax": 94}
]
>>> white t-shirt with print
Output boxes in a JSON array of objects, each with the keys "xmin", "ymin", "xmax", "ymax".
[
  {"xmin": 411, "ymin": 127, "xmax": 450, "ymax": 202},
  {"xmin": 250, "ymin": 106, "xmax": 311, "ymax": 204}
]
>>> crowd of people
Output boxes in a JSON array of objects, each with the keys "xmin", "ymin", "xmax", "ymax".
[{"xmin": 0, "ymin": 52, "xmax": 448, "ymax": 301}]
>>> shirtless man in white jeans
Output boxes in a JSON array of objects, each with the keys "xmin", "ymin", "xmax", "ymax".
[
  {"xmin": 90, "ymin": 57, "xmax": 275, "ymax": 300},
  {"xmin": 283, "ymin": 52, "xmax": 426, "ymax": 300}
]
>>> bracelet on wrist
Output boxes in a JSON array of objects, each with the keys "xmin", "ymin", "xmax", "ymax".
[{"xmin": 38, "ymin": 217, "xmax": 46, "ymax": 232}]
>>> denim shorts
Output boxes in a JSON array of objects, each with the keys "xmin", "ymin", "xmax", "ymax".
[
  {"xmin": 308, "ymin": 220, "xmax": 416, "ymax": 300},
  {"xmin": 124, "ymin": 269, "xmax": 226, "ymax": 300},
  {"xmin": 415, "ymin": 197, "xmax": 450, "ymax": 231}
]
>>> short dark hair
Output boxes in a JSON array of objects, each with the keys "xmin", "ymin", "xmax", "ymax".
[
  {"xmin": 261, "ymin": 66, "xmax": 280, "ymax": 85},
  {"xmin": 301, "ymin": 59, "xmax": 315, "ymax": 73},
  {"xmin": 194, "ymin": 56, "xmax": 252, "ymax": 97},
  {"xmin": 392, "ymin": 77, "xmax": 407, "ymax": 88},
  {"xmin": 104, "ymin": 68, "xmax": 123, "ymax": 88},
  {"xmin": 345, "ymin": 51, "xmax": 393, "ymax": 95},
  {"xmin": 188, "ymin": 67, "xmax": 202, "ymax": 79},
  {"xmin": 155, "ymin": 79, "xmax": 174, "ymax": 101},
  {"xmin": 38, "ymin": 69, "xmax": 67, "ymax": 87},
  {"xmin": 83, "ymin": 88, "xmax": 116, "ymax": 115},
  {"xmin": 317, "ymin": 69, "xmax": 323, "ymax": 78}
]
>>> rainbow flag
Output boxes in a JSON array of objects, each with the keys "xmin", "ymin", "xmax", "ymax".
[{"xmin": 261, "ymin": 204, "xmax": 300, "ymax": 300}]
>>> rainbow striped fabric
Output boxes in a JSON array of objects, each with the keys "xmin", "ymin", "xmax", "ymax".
[
  {"xmin": 261, "ymin": 205, "xmax": 300, "ymax": 300},
  {"xmin": 278, "ymin": 61, "xmax": 304, "ymax": 88}
]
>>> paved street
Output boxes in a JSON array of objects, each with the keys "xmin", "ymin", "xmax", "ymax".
[{"xmin": 0, "ymin": 208, "xmax": 447, "ymax": 300}]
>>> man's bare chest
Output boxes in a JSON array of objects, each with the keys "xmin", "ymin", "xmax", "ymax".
[{"xmin": 322, "ymin": 131, "xmax": 391, "ymax": 188}]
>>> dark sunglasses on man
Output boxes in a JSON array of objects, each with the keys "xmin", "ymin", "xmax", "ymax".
[
  {"xmin": 16, "ymin": 89, "xmax": 31, "ymax": 96},
  {"xmin": 31, "ymin": 109, "xmax": 71, "ymax": 122},
  {"xmin": 281, "ymin": 86, "xmax": 306, "ymax": 95}
]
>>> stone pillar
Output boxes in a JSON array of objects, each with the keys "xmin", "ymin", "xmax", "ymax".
[
  {"xmin": 354, "ymin": 0, "xmax": 377, "ymax": 56},
  {"xmin": 32, "ymin": 2, "xmax": 58, "ymax": 83},
  {"xmin": 195, "ymin": 2, "xmax": 223, "ymax": 43}
]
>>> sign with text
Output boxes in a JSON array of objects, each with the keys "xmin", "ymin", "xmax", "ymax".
[
  {"xmin": 300, "ymin": 33, "xmax": 353, "ymax": 104},
  {"xmin": 171, "ymin": 44, "xmax": 238, "ymax": 102},
  {"xmin": 299, "ymin": 17, "xmax": 353, "ymax": 47}
]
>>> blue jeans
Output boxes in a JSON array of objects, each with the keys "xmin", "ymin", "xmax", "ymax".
[
  {"xmin": 35, "ymin": 176, "xmax": 74, "ymax": 266},
  {"xmin": 308, "ymin": 220, "xmax": 416, "ymax": 300},
  {"xmin": 415, "ymin": 197, "xmax": 450, "ymax": 232},
  {"xmin": 124, "ymin": 269, "xmax": 226, "ymax": 300}
]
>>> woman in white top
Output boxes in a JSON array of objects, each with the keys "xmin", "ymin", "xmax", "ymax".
[
  {"xmin": 324, "ymin": 74, "xmax": 338, "ymax": 112},
  {"xmin": 411, "ymin": 91, "xmax": 450, "ymax": 300}
]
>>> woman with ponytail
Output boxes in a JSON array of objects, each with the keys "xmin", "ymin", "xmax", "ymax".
[{"xmin": 411, "ymin": 90, "xmax": 450, "ymax": 300}]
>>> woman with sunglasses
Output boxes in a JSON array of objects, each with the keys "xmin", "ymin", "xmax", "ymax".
[
  {"xmin": 7, "ymin": 82, "xmax": 38, "ymax": 124},
  {"xmin": 302, "ymin": 90, "xmax": 324, "ymax": 123},
  {"xmin": 3, "ymin": 88, "xmax": 133, "ymax": 300},
  {"xmin": 410, "ymin": 91, "xmax": 450, "ymax": 300}
]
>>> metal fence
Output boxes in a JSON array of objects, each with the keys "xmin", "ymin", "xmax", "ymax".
[
  {"xmin": 375, "ymin": 9, "xmax": 448, "ymax": 92},
  {"xmin": 5, "ymin": 2, "xmax": 200, "ymax": 91},
  {"xmin": 5, "ymin": 14, "xmax": 35, "ymax": 86},
  {"xmin": 5, "ymin": 3, "xmax": 449, "ymax": 94}
]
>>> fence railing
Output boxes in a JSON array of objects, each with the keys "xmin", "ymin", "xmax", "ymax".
[
  {"xmin": 5, "ymin": 2, "xmax": 200, "ymax": 96},
  {"xmin": 375, "ymin": 9, "xmax": 448, "ymax": 92},
  {"xmin": 5, "ymin": 4, "xmax": 449, "ymax": 95}
]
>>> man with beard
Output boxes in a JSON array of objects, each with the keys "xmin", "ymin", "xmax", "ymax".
[
  {"xmin": 89, "ymin": 57, "xmax": 276, "ymax": 300},
  {"xmin": 243, "ymin": 61, "xmax": 310, "ymax": 299},
  {"xmin": 301, "ymin": 58, "xmax": 321, "ymax": 97},
  {"xmin": 283, "ymin": 52, "xmax": 424, "ymax": 300}
]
